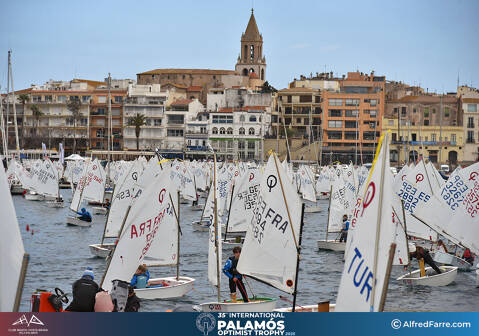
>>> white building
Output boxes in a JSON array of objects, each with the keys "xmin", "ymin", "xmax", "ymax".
[{"xmin": 123, "ymin": 84, "xmax": 167, "ymax": 150}]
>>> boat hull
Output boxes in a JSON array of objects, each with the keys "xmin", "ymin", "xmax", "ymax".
[
  {"xmin": 92, "ymin": 207, "xmax": 108, "ymax": 215},
  {"xmin": 190, "ymin": 205, "xmax": 203, "ymax": 211},
  {"xmin": 134, "ymin": 276, "xmax": 195, "ymax": 300},
  {"xmin": 24, "ymin": 192, "xmax": 42, "ymax": 201},
  {"xmin": 305, "ymin": 206, "xmax": 321, "ymax": 213},
  {"xmin": 396, "ymin": 266, "xmax": 458, "ymax": 286},
  {"xmin": 66, "ymin": 216, "xmax": 92, "ymax": 227},
  {"xmin": 198, "ymin": 298, "xmax": 277, "ymax": 312},
  {"xmin": 46, "ymin": 201, "xmax": 65, "ymax": 208},
  {"xmin": 10, "ymin": 185, "xmax": 24, "ymax": 195},
  {"xmin": 432, "ymin": 251, "xmax": 472, "ymax": 271},
  {"xmin": 89, "ymin": 243, "xmax": 115, "ymax": 258},
  {"xmin": 317, "ymin": 240, "xmax": 346, "ymax": 252}
]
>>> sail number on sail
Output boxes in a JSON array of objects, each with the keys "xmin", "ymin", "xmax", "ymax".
[
  {"xmin": 347, "ymin": 247, "xmax": 374, "ymax": 304},
  {"xmin": 252, "ymin": 194, "xmax": 289, "ymax": 244},
  {"xmin": 237, "ymin": 184, "xmax": 260, "ymax": 210},
  {"xmin": 440, "ymin": 175, "xmax": 469, "ymax": 211},
  {"xmin": 398, "ymin": 181, "xmax": 431, "ymax": 213},
  {"xmin": 463, "ymin": 180, "xmax": 479, "ymax": 218}
]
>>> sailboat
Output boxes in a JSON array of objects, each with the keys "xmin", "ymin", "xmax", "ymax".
[
  {"xmin": 198, "ymin": 152, "xmax": 304, "ymax": 312},
  {"xmin": 0, "ymin": 159, "xmax": 29, "ymax": 312},
  {"xmin": 136, "ymin": 189, "xmax": 195, "ymax": 299}
]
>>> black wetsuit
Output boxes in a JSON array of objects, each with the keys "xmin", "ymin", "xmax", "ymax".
[
  {"xmin": 65, "ymin": 277, "xmax": 99, "ymax": 312},
  {"xmin": 410, "ymin": 248, "xmax": 442, "ymax": 274}
]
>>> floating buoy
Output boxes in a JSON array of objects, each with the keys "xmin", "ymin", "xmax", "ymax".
[{"xmin": 26, "ymin": 224, "xmax": 30, "ymax": 231}]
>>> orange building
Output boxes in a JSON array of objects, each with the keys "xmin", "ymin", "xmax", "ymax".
[{"xmin": 321, "ymin": 71, "xmax": 385, "ymax": 164}]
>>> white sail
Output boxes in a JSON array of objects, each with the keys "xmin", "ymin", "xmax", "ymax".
[
  {"xmin": 237, "ymin": 154, "xmax": 302, "ymax": 294},
  {"xmin": 32, "ymin": 159, "xmax": 58, "ymax": 197},
  {"xmin": 328, "ymin": 175, "xmax": 350, "ymax": 234},
  {"xmin": 298, "ymin": 165, "xmax": 316, "ymax": 202},
  {"xmin": 105, "ymin": 160, "xmax": 145, "ymax": 238},
  {"xmin": 70, "ymin": 161, "xmax": 88, "ymax": 212},
  {"xmin": 208, "ymin": 212, "xmax": 222, "ymax": 287},
  {"xmin": 81, "ymin": 159, "xmax": 105, "ymax": 203},
  {"xmin": 170, "ymin": 161, "xmax": 196, "ymax": 201},
  {"xmin": 336, "ymin": 133, "xmax": 396, "ymax": 312},
  {"xmin": 145, "ymin": 190, "xmax": 179, "ymax": 266},
  {"xmin": 227, "ymin": 168, "xmax": 261, "ymax": 233},
  {"xmin": 102, "ymin": 169, "xmax": 175, "ymax": 292},
  {"xmin": 0, "ymin": 161, "xmax": 26, "ymax": 311}
]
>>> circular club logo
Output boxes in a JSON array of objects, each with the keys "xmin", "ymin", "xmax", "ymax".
[{"xmin": 196, "ymin": 313, "xmax": 216, "ymax": 335}]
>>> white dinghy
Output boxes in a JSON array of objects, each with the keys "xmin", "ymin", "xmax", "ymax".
[
  {"xmin": 396, "ymin": 266, "xmax": 458, "ymax": 286},
  {"xmin": 89, "ymin": 243, "xmax": 115, "ymax": 258},
  {"xmin": 92, "ymin": 206, "xmax": 108, "ymax": 215},
  {"xmin": 24, "ymin": 191, "xmax": 43, "ymax": 201},
  {"xmin": 317, "ymin": 240, "xmax": 346, "ymax": 251},
  {"xmin": 432, "ymin": 251, "xmax": 472, "ymax": 271},
  {"xmin": 305, "ymin": 205, "xmax": 321, "ymax": 213}
]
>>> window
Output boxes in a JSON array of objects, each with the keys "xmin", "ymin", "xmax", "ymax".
[
  {"xmin": 413, "ymin": 108, "xmax": 417, "ymax": 113},
  {"xmin": 220, "ymin": 127, "xmax": 225, "ymax": 134},
  {"xmin": 249, "ymin": 116, "xmax": 257, "ymax": 122},
  {"xmin": 401, "ymin": 107, "xmax": 407, "ymax": 115},
  {"xmin": 299, "ymin": 95, "xmax": 312, "ymax": 103},
  {"xmin": 97, "ymin": 108, "xmax": 105, "ymax": 115},
  {"xmin": 344, "ymin": 132, "xmax": 356, "ymax": 140},
  {"xmin": 388, "ymin": 120, "xmax": 394, "ymax": 126},
  {"xmin": 238, "ymin": 141, "xmax": 245, "ymax": 149},
  {"xmin": 227, "ymin": 127, "xmax": 233, "ymax": 135},
  {"xmin": 328, "ymin": 109, "xmax": 342, "ymax": 117},
  {"xmin": 369, "ymin": 99, "xmax": 378, "ymax": 106},
  {"xmin": 57, "ymin": 95, "xmax": 66, "ymax": 102},
  {"xmin": 424, "ymin": 119, "xmax": 429, "ymax": 126},
  {"xmin": 327, "ymin": 131, "xmax": 342, "ymax": 139},
  {"xmin": 250, "ymin": 45, "xmax": 254, "ymax": 61},
  {"xmin": 345, "ymin": 99, "xmax": 360, "ymax": 106},
  {"xmin": 328, "ymin": 99, "xmax": 343, "ymax": 106},
  {"xmin": 328, "ymin": 120, "xmax": 342, "ymax": 128},
  {"xmin": 296, "ymin": 118, "xmax": 301, "ymax": 123},
  {"xmin": 287, "ymin": 95, "xmax": 292, "ymax": 103},
  {"xmin": 345, "ymin": 121, "xmax": 357, "ymax": 128},
  {"xmin": 168, "ymin": 115, "xmax": 184, "ymax": 124},
  {"xmin": 98, "ymin": 96, "xmax": 106, "ymax": 103},
  {"xmin": 154, "ymin": 119, "xmax": 161, "ymax": 126},
  {"xmin": 468, "ymin": 117, "xmax": 474, "ymax": 128},
  {"xmin": 212, "ymin": 115, "xmax": 233, "ymax": 123},
  {"xmin": 114, "ymin": 96, "xmax": 122, "ymax": 103},
  {"xmin": 239, "ymin": 127, "xmax": 245, "ymax": 135},
  {"xmin": 313, "ymin": 118, "xmax": 321, "ymax": 125},
  {"xmin": 468, "ymin": 104, "xmax": 477, "ymax": 112},
  {"xmin": 167, "ymin": 129, "xmax": 183, "ymax": 137},
  {"xmin": 467, "ymin": 131, "xmax": 474, "ymax": 143},
  {"xmin": 96, "ymin": 129, "xmax": 104, "ymax": 138},
  {"xmin": 424, "ymin": 107, "xmax": 429, "ymax": 118},
  {"xmin": 345, "ymin": 110, "xmax": 358, "ymax": 117},
  {"xmin": 432, "ymin": 108, "xmax": 436, "ymax": 114},
  {"xmin": 144, "ymin": 119, "xmax": 151, "ymax": 126},
  {"xmin": 248, "ymin": 142, "xmax": 255, "ymax": 149},
  {"xmin": 212, "ymin": 127, "xmax": 218, "ymax": 134},
  {"xmin": 444, "ymin": 107, "xmax": 450, "ymax": 117},
  {"xmin": 248, "ymin": 128, "xmax": 255, "ymax": 135},
  {"xmin": 451, "ymin": 134, "xmax": 456, "ymax": 143},
  {"xmin": 239, "ymin": 115, "xmax": 245, "ymax": 122},
  {"xmin": 363, "ymin": 132, "xmax": 376, "ymax": 140},
  {"xmin": 431, "ymin": 134, "xmax": 437, "ymax": 142},
  {"xmin": 82, "ymin": 95, "xmax": 91, "ymax": 103},
  {"xmin": 44, "ymin": 95, "xmax": 52, "ymax": 102}
]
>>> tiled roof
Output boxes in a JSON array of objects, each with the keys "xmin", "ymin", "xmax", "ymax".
[
  {"xmin": 137, "ymin": 68, "xmax": 238, "ymax": 76},
  {"xmin": 187, "ymin": 86, "xmax": 202, "ymax": 92},
  {"xmin": 171, "ymin": 99, "xmax": 193, "ymax": 106}
]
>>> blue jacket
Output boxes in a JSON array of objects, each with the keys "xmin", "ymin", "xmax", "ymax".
[
  {"xmin": 131, "ymin": 270, "xmax": 150, "ymax": 288},
  {"xmin": 77, "ymin": 209, "xmax": 92, "ymax": 222},
  {"xmin": 223, "ymin": 257, "xmax": 242, "ymax": 280},
  {"xmin": 343, "ymin": 220, "xmax": 349, "ymax": 231}
]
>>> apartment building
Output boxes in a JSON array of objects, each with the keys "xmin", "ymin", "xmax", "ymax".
[{"xmin": 458, "ymin": 86, "xmax": 479, "ymax": 163}]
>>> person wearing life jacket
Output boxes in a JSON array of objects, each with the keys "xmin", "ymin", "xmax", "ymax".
[
  {"xmin": 65, "ymin": 267, "xmax": 100, "ymax": 312},
  {"xmin": 223, "ymin": 246, "xmax": 249, "ymax": 303},
  {"xmin": 77, "ymin": 208, "xmax": 92, "ymax": 222},
  {"xmin": 339, "ymin": 214, "xmax": 349, "ymax": 242},
  {"xmin": 462, "ymin": 249, "xmax": 474, "ymax": 265},
  {"xmin": 130, "ymin": 264, "xmax": 150, "ymax": 289},
  {"xmin": 436, "ymin": 240, "xmax": 448, "ymax": 254},
  {"xmin": 125, "ymin": 286, "xmax": 140, "ymax": 312},
  {"xmin": 409, "ymin": 244, "xmax": 442, "ymax": 274}
]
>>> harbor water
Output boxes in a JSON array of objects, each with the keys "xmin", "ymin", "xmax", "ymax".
[{"xmin": 15, "ymin": 189, "xmax": 478, "ymax": 312}]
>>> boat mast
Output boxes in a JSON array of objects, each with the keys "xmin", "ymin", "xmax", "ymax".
[
  {"xmin": 292, "ymin": 203, "xmax": 305, "ymax": 312},
  {"xmin": 325, "ymin": 184, "xmax": 333, "ymax": 241},
  {"xmin": 8, "ymin": 51, "xmax": 20, "ymax": 159},
  {"xmin": 106, "ymin": 73, "xmax": 112, "ymax": 186},
  {"xmin": 12, "ymin": 254, "xmax": 29, "ymax": 312},
  {"xmin": 223, "ymin": 184, "xmax": 235, "ymax": 242},
  {"xmin": 213, "ymin": 150, "xmax": 221, "ymax": 302},
  {"xmin": 0, "ymin": 85, "xmax": 7, "ymax": 158}
]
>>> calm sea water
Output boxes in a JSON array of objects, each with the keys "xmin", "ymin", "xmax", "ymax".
[{"xmin": 14, "ymin": 189, "xmax": 478, "ymax": 312}]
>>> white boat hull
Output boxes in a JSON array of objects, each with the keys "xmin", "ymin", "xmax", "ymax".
[
  {"xmin": 317, "ymin": 240, "xmax": 346, "ymax": 252},
  {"xmin": 192, "ymin": 221, "xmax": 210, "ymax": 232},
  {"xmin": 396, "ymin": 266, "xmax": 458, "ymax": 286},
  {"xmin": 134, "ymin": 276, "xmax": 195, "ymax": 299},
  {"xmin": 25, "ymin": 192, "xmax": 42, "ymax": 201},
  {"xmin": 92, "ymin": 206, "xmax": 108, "ymax": 215},
  {"xmin": 305, "ymin": 206, "xmax": 321, "ymax": 213},
  {"xmin": 89, "ymin": 243, "xmax": 115, "ymax": 258},
  {"xmin": 190, "ymin": 204, "xmax": 203, "ymax": 211},
  {"xmin": 198, "ymin": 298, "xmax": 277, "ymax": 312},
  {"xmin": 222, "ymin": 237, "xmax": 244, "ymax": 248},
  {"xmin": 46, "ymin": 201, "xmax": 65, "ymax": 208},
  {"xmin": 66, "ymin": 216, "xmax": 92, "ymax": 227},
  {"xmin": 432, "ymin": 251, "xmax": 472, "ymax": 271}
]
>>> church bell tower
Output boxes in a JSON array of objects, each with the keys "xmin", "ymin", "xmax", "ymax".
[{"xmin": 235, "ymin": 9, "xmax": 266, "ymax": 80}]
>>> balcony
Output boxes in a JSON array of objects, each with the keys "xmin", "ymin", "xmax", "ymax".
[
  {"xmin": 467, "ymin": 123, "xmax": 475, "ymax": 128},
  {"xmin": 186, "ymin": 145, "xmax": 208, "ymax": 151},
  {"xmin": 466, "ymin": 138, "xmax": 475, "ymax": 144}
]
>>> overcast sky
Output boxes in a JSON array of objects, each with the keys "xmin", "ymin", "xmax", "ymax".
[{"xmin": 1, "ymin": 0, "xmax": 478, "ymax": 93}]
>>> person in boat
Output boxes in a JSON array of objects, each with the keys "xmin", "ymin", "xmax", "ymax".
[
  {"xmin": 339, "ymin": 214, "xmax": 349, "ymax": 243},
  {"xmin": 56, "ymin": 196, "xmax": 63, "ymax": 203},
  {"xmin": 76, "ymin": 208, "xmax": 92, "ymax": 222},
  {"xmin": 223, "ymin": 246, "xmax": 249, "ymax": 303},
  {"xmin": 130, "ymin": 264, "xmax": 150, "ymax": 289},
  {"xmin": 65, "ymin": 267, "xmax": 100, "ymax": 312},
  {"xmin": 103, "ymin": 199, "xmax": 111, "ymax": 210},
  {"xmin": 462, "ymin": 249, "xmax": 474, "ymax": 265},
  {"xmin": 409, "ymin": 245, "xmax": 442, "ymax": 274},
  {"xmin": 125, "ymin": 286, "xmax": 140, "ymax": 312},
  {"xmin": 436, "ymin": 240, "xmax": 448, "ymax": 254}
]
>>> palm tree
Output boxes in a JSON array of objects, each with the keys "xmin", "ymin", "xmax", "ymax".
[
  {"xmin": 17, "ymin": 94, "xmax": 29, "ymax": 148},
  {"xmin": 66, "ymin": 98, "xmax": 82, "ymax": 154},
  {"xmin": 129, "ymin": 113, "xmax": 146, "ymax": 150},
  {"xmin": 30, "ymin": 104, "xmax": 43, "ymax": 137}
]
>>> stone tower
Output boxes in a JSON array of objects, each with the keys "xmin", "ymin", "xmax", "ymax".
[{"xmin": 235, "ymin": 9, "xmax": 266, "ymax": 80}]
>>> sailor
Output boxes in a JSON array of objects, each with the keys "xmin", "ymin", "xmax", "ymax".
[
  {"xmin": 339, "ymin": 214, "xmax": 349, "ymax": 243},
  {"xmin": 462, "ymin": 249, "xmax": 474, "ymax": 265},
  {"xmin": 65, "ymin": 267, "xmax": 100, "ymax": 312},
  {"xmin": 103, "ymin": 199, "xmax": 111, "ymax": 210},
  {"xmin": 125, "ymin": 286, "xmax": 140, "ymax": 312},
  {"xmin": 409, "ymin": 244, "xmax": 442, "ymax": 274},
  {"xmin": 223, "ymin": 246, "xmax": 249, "ymax": 303},
  {"xmin": 436, "ymin": 240, "xmax": 448, "ymax": 254},
  {"xmin": 77, "ymin": 208, "xmax": 92, "ymax": 222},
  {"xmin": 130, "ymin": 264, "xmax": 150, "ymax": 289}
]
